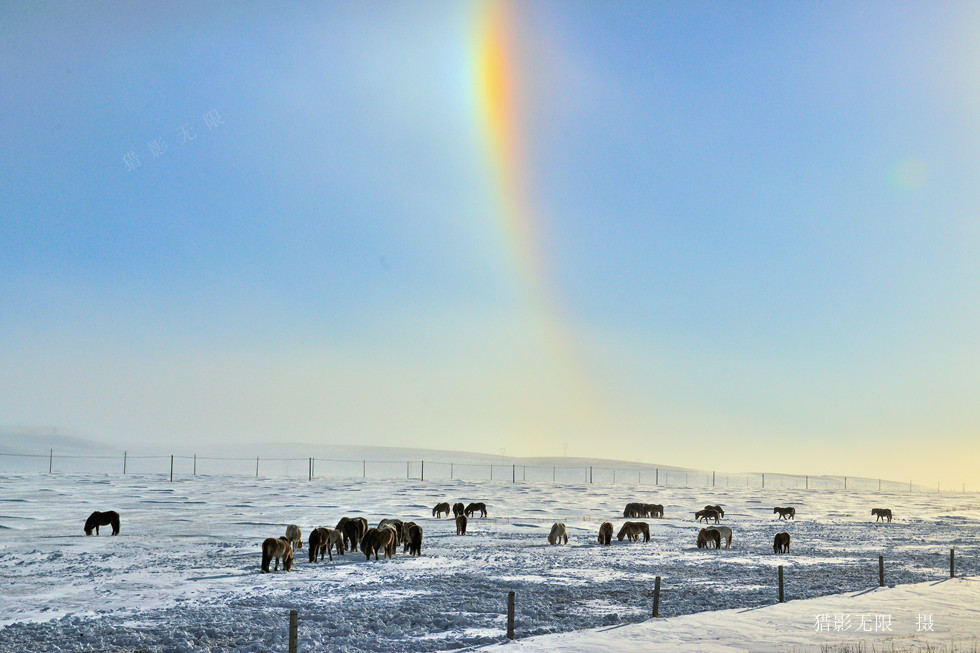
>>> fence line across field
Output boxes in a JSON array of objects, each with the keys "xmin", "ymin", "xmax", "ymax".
[{"xmin": 0, "ymin": 449, "xmax": 962, "ymax": 493}]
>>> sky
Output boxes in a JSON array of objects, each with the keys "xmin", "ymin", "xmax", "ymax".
[{"xmin": 2, "ymin": 1, "xmax": 979, "ymax": 488}]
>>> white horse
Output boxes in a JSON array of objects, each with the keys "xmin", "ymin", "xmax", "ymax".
[
  {"xmin": 548, "ymin": 522, "xmax": 568, "ymax": 545},
  {"xmin": 704, "ymin": 526, "xmax": 733, "ymax": 549}
]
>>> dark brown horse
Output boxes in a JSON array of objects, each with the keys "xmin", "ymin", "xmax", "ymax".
[
  {"xmin": 704, "ymin": 505, "xmax": 724, "ymax": 518},
  {"xmin": 262, "ymin": 536, "xmax": 294, "ymax": 572},
  {"xmin": 405, "ymin": 523, "xmax": 423, "ymax": 556},
  {"xmin": 464, "ymin": 502, "xmax": 487, "ymax": 518},
  {"xmin": 432, "ymin": 502, "xmax": 451, "ymax": 518},
  {"xmin": 309, "ymin": 527, "xmax": 345, "ymax": 562},
  {"xmin": 335, "ymin": 517, "xmax": 360, "ymax": 552},
  {"xmin": 84, "ymin": 510, "xmax": 120, "ymax": 536},
  {"xmin": 452, "ymin": 502, "xmax": 465, "ymax": 518},
  {"xmin": 773, "ymin": 532, "xmax": 790, "ymax": 553},
  {"xmin": 773, "ymin": 507, "xmax": 796, "ymax": 520},
  {"xmin": 361, "ymin": 527, "xmax": 394, "ymax": 560},
  {"xmin": 598, "ymin": 521, "xmax": 613, "ymax": 545},
  {"xmin": 697, "ymin": 528, "xmax": 721, "ymax": 549},
  {"xmin": 456, "ymin": 514, "xmax": 467, "ymax": 535},
  {"xmin": 695, "ymin": 509, "xmax": 721, "ymax": 523},
  {"xmin": 617, "ymin": 521, "xmax": 650, "ymax": 542},
  {"xmin": 872, "ymin": 508, "xmax": 893, "ymax": 523}
]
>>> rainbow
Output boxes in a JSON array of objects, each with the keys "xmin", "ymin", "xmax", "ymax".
[{"xmin": 471, "ymin": 1, "xmax": 607, "ymax": 444}]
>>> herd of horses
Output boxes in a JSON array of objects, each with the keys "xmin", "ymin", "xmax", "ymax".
[{"xmin": 81, "ymin": 501, "xmax": 896, "ymax": 571}]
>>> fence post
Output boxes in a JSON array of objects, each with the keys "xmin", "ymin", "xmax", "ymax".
[
  {"xmin": 762, "ymin": 473, "xmax": 765, "ymax": 489},
  {"xmin": 363, "ymin": 460, "xmax": 366, "ymax": 478},
  {"xmin": 407, "ymin": 461, "xmax": 410, "ymax": 479},
  {"xmin": 712, "ymin": 471, "xmax": 715, "ymax": 487},
  {"xmin": 878, "ymin": 478, "xmax": 881, "ymax": 491},
  {"xmin": 256, "ymin": 457, "xmax": 259, "ymax": 478},
  {"xmin": 656, "ymin": 468, "xmax": 659, "ymax": 485},
  {"xmin": 49, "ymin": 449, "xmax": 53, "ymax": 474},
  {"xmin": 421, "ymin": 460, "xmax": 424, "ymax": 481},
  {"xmin": 878, "ymin": 555, "xmax": 884, "ymax": 587},
  {"xmin": 311, "ymin": 457, "xmax": 314, "ymax": 479},
  {"xmin": 170, "ymin": 454, "xmax": 174, "ymax": 482},
  {"xmin": 308, "ymin": 457, "xmax": 312, "ymax": 482},
  {"xmin": 512, "ymin": 464, "xmax": 515, "ymax": 483},
  {"xmin": 652, "ymin": 576, "xmax": 661, "ymax": 617},
  {"xmin": 553, "ymin": 466, "xmax": 555, "ymax": 482},
  {"xmin": 589, "ymin": 466, "xmax": 592, "ymax": 484},
  {"xmin": 613, "ymin": 469, "xmax": 616, "ymax": 484},
  {"xmin": 288, "ymin": 609, "xmax": 298, "ymax": 653},
  {"xmin": 123, "ymin": 451, "xmax": 127, "ymax": 475},
  {"xmin": 778, "ymin": 565, "xmax": 784, "ymax": 602},
  {"xmin": 193, "ymin": 454, "xmax": 196, "ymax": 476},
  {"xmin": 805, "ymin": 475, "xmax": 808, "ymax": 490},
  {"xmin": 507, "ymin": 591, "xmax": 515, "ymax": 640},
  {"xmin": 950, "ymin": 548, "xmax": 955, "ymax": 578},
  {"xmin": 844, "ymin": 476, "xmax": 847, "ymax": 490}
]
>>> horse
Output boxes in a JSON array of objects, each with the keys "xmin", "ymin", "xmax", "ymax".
[
  {"xmin": 452, "ymin": 502, "xmax": 465, "ymax": 518},
  {"xmin": 598, "ymin": 522, "xmax": 613, "ymax": 546},
  {"xmin": 623, "ymin": 502, "xmax": 643, "ymax": 518},
  {"xmin": 455, "ymin": 514, "xmax": 467, "ymax": 535},
  {"xmin": 872, "ymin": 508, "xmax": 893, "ymax": 523},
  {"xmin": 361, "ymin": 527, "xmax": 394, "ymax": 560},
  {"xmin": 309, "ymin": 527, "xmax": 345, "ymax": 562},
  {"xmin": 84, "ymin": 511, "xmax": 120, "ymax": 536},
  {"xmin": 378, "ymin": 519, "xmax": 404, "ymax": 543},
  {"xmin": 773, "ymin": 532, "xmax": 790, "ymax": 554},
  {"xmin": 617, "ymin": 521, "xmax": 650, "ymax": 542},
  {"xmin": 401, "ymin": 521, "xmax": 418, "ymax": 546},
  {"xmin": 704, "ymin": 505, "xmax": 724, "ymax": 518},
  {"xmin": 548, "ymin": 522, "xmax": 568, "ymax": 545},
  {"xmin": 262, "ymin": 536, "xmax": 294, "ymax": 572},
  {"xmin": 704, "ymin": 526, "xmax": 733, "ymax": 549},
  {"xmin": 336, "ymin": 517, "xmax": 360, "ymax": 552},
  {"xmin": 285, "ymin": 524, "xmax": 303, "ymax": 551},
  {"xmin": 464, "ymin": 502, "xmax": 487, "ymax": 518},
  {"xmin": 649, "ymin": 504, "xmax": 665, "ymax": 518},
  {"xmin": 432, "ymin": 502, "xmax": 451, "ymax": 518},
  {"xmin": 697, "ymin": 528, "xmax": 721, "ymax": 549},
  {"xmin": 695, "ymin": 509, "xmax": 720, "ymax": 523},
  {"xmin": 773, "ymin": 507, "xmax": 796, "ymax": 520},
  {"xmin": 405, "ymin": 523, "xmax": 423, "ymax": 556}
]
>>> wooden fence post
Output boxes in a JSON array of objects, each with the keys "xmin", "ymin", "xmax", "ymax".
[
  {"xmin": 950, "ymin": 549, "xmax": 955, "ymax": 578},
  {"xmin": 170, "ymin": 454, "xmax": 174, "ymax": 482},
  {"xmin": 778, "ymin": 565, "xmax": 784, "ymax": 602},
  {"xmin": 49, "ymin": 449, "xmax": 53, "ymax": 474},
  {"xmin": 507, "ymin": 591, "xmax": 515, "ymax": 640},
  {"xmin": 421, "ymin": 460, "xmax": 424, "ymax": 481},
  {"xmin": 512, "ymin": 464, "xmax": 515, "ymax": 483},
  {"xmin": 308, "ymin": 457, "xmax": 312, "ymax": 482},
  {"xmin": 652, "ymin": 576, "xmax": 661, "ymax": 617},
  {"xmin": 256, "ymin": 457, "xmax": 259, "ymax": 478},
  {"xmin": 123, "ymin": 451, "xmax": 127, "ymax": 475},
  {"xmin": 362, "ymin": 460, "xmax": 366, "ymax": 478},
  {"xmin": 193, "ymin": 454, "xmax": 196, "ymax": 476},
  {"xmin": 878, "ymin": 555, "xmax": 884, "ymax": 587},
  {"xmin": 288, "ymin": 609, "xmax": 298, "ymax": 653}
]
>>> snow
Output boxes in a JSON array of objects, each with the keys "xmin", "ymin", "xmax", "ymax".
[{"xmin": 1, "ymin": 471, "xmax": 978, "ymax": 652}]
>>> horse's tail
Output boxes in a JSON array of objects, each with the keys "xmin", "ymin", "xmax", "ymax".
[
  {"xmin": 111, "ymin": 514, "xmax": 120, "ymax": 535},
  {"xmin": 261, "ymin": 545, "xmax": 272, "ymax": 573}
]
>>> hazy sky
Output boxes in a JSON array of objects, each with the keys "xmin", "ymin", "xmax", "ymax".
[{"xmin": 2, "ymin": 2, "xmax": 979, "ymax": 487}]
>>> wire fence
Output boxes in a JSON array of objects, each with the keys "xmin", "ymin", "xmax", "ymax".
[{"xmin": 0, "ymin": 449, "xmax": 961, "ymax": 493}]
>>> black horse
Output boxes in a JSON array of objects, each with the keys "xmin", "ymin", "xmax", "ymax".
[{"xmin": 84, "ymin": 510, "xmax": 120, "ymax": 536}]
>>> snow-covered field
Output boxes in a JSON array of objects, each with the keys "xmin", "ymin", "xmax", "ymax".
[{"xmin": 1, "ymin": 472, "xmax": 978, "ymax": 652}]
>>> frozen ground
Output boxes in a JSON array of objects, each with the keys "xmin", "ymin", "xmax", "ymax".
[{"xmin": 0, "ymin": 473, "xmax": 978, "ymax": 652}]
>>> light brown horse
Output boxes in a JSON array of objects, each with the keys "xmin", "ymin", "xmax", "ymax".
[
  {"xmin": 872, "ymin": 508, "xmax": 893, "ymax": 523},
  {"xmin": 695, "ymin": 509, "xmax": 721, "ymax": 523},
  {"xmin": 548, "ymin": 522, "xmax": 568, "ymax": 545},
  {"xmin": 432, "ymin": 502, "xmax": 451, "ymax": 518},
  {"xmin": 773, "ymin": 532, "xmax": 790, "ymax": 553},
  {"xmin": 262, "ymin": 536, "xmax": 294, "ymax": 572},
  {"xmin": 456, "ymin": 514, "xmax": 467, "ymax": 535},
  {"xmin": 617, "ymin": 521, "xmax": 650, "ymax": 542},
  {"xmin": 598, "ymin": 522, "xmax": 613, "ymax": 546},
  {"xmin": 285, "ymin": 524, "xmax": 303, "ymax": 551},
  {"xmin": 697, "ymin": 528, "xmax": 721, "ymax": 549}
]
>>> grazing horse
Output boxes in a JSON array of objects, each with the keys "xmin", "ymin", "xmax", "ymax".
[
  {"xmin": 464, "ymin": 502, "xmax": 487, "ymax": 518},
  {"xmin": 285, "ymin": 524, "xmax": 303, "ymax": 551},
  {"xmin": 310, "ymin": 527, "xmax": 345, "ymax": 562},
  {"xmin": 773, "ymin": 507, "xmax": 796, "ymax": 520},
  {"xmin": 361, "ymin": 527, "xmax": 394, "ymax": 560},
  {"xmin": 455, "ymin": 514, "xmax": 467, "ymax": 535},
  {"xmin": 617, "ymin": 521, "xmax": 651, "ymax": 542},
  {"xmin": 773, "ymin": 532, "xmax": 790, "ymax": 554},
  {"xmin": 401, "ymin": 521, "xmax": 418, "ymax": 546},
  {"xmin": 84, "ymin": 511, "xmax": 120, "ymax": 536},
  {"xmin": 405, "ymin": 523, "xmax": 423, "ymax": 556},
  {"xmin": 872, "ymin": 508, "xmax": 893, "ymax": 523},
  {"xmin": 695, "ymin": 509, "xmax": 721, "ymax": 524},
  {"xmin": 649, "ymin": 504, "xmax": 665, "ymax": 518},
  {"xmin": 378, "ymin": 519, "xmax": 404, "ymax": 544},
  {"xmin": 262, "ymin": 536, "xmax": 294, "ymax": 572},
  {"xmin": 704, "ymin": 505, "xmax": 724, "ymax": 518},
  {"xmin": 432, "ymin": 502, "xmax": 451, "ymax": 518},
  {"xmin": 598, "ymin": 522, "xmax": 613, "ymax": 546},
  {"xmin": 336, "ymin": 517, "xmax": 361, "ymax": 552},
  {"xmin": 623, "ymin": 502, "xmax": 643, "ymax": 518},
  {"xmin": 548, "ymin": 522, "xmax": 568, "ymax": 545},
  {"xmin": 697, "ymin": 528, "xmax": 721, "ymax": 549},
  {"xmin": 452, "ymin": 502, "xmax": 465, "ymax": 518},
  {"xmin": 704, "ymin": 526, "xmax": 733, "ymax": 549}
]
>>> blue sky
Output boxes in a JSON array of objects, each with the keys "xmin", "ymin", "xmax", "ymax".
[{"xmin": 2, "ymin": 2, "xmax": 978, "ymax": 487}]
